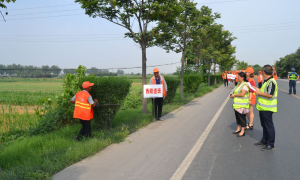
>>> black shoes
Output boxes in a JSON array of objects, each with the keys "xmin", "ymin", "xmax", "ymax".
[
  {"xmin": 232, "ymin": 130, "xmax": 241, "ymax": 134},
  {"xmin": 237, "ymin": 132, "xmax": 245, "ymax": 137},
  {"xmin": 254, "ymin": 141, "xmax": 266, "ymax": 146},
  {"xmin": 261, "ymin": 145, "xmax": 275, "ymax": 151}
]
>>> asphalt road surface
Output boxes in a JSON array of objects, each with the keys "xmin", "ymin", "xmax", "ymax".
[{"xmin": 53, "ymin": 79, "xmax": 300, "ymax": 180}]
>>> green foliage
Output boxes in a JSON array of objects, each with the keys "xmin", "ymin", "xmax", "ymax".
[
  {"xmin": 79, "ymin": 76, "xmax": 132, "ymax": 129},
  {"xmin": 30, "ymin": 65, "xmax": 87, "ymax": 134},
  {"xmin": 252, "ymin": 64, "xmax": 262, "ymax": 75},
  {"xmin": 275, "ymin": 47, "xmax": 300, "ymax": 78},
  {"xmin": 164, "ymin": 76, "xmax": 180, "ymax": 104},
  {"xmin": 183, "ymin": 74, "xmax": 203, "ymax": 93},
  {"xmin": 236, "ymin": 60, "xmax": 248, "ymax": 70},
  {"xmin": 0, "ymin": 0, "xmax": 16, "ymax": 9},
  {"xmin": 203, "ymin": 74, "xmax": 222, "ymax": 85}
]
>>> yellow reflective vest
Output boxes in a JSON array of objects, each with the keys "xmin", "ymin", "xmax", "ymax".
[
  {"xmin": 233, "ymin": 82, "xmax": 249, "ymax": 109},
  {"xmin": 256, "ymin": 78, "xmax": 278, "ymax": 113}
]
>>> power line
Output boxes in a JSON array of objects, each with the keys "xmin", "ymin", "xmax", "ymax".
[
  {"xmin": 8, "ymin": 4, "xmax": 78, "ymax": 11},
  {"xmin": 1, "ymin": 13, "xmax": 84, "ymax": 21},
  {"xmin": 226, "ymin": 21, "xmax": 300, "ymax": 29},
  {"xmin": 199, "ymin": 0, "xmax": 248, "ymax": 4},
  {"xmin": 8, "ymin": 9, "xmax": 83, "ymax": 17},
  {"xmin": 0, "ymin": 62, "xmax": 181, "ymax": 71}
]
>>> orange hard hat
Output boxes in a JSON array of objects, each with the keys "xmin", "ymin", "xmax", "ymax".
[
  {"xmin": 245, "ymin": 67, "xmax": 254, "ymax": 73},
  {"xmin": 153, "ymin": 68, "xmax": 159, "ymax": 73},
  {"xmin": 225, "ymin": 70, "xmax": 227, "ymax": 72},
  {"xmin": 82, "ymin": 81, "xmax": 94, "ymax": 89},
  {"xmin": 259, "ymin": 71, "xmax": 262, "ymax": 73}
]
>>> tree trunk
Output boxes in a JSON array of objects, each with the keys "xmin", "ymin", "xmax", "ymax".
[
  {"xmin": 197, "ymin": 56, "xmax": 200, "ymax": 74},
  {"xmin": 208, "ymin": 60, "xmax": 212, "ymax": 86},
  {"xmin": 181, "ymin": 49, "xmax": 185, "ymax": 99},
  {"xmin": 141, "ymin": 42, "xmax": 147, "ymax": 114},
  {"xmin": 213, "ymin": 62, "xmax": 216, "ymax": 75}
]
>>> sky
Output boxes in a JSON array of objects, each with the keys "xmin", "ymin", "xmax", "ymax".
[{"xmin": 1, "ymin": 0, "xmax": 300, "ymax": 74}]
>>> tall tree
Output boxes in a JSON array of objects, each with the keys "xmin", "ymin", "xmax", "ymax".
[
  {"xmin": 155, "ymin": 0, "xmax": 199, "ymax": 99},
  {"xmin": 236, "ymin": 60, "xmax": 248, "ymax": 70},
  {"xmin": 76, "ymin": 0, "xmax": 178, "ymax": 113}
]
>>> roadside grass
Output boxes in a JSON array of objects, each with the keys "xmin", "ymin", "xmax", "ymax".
[
  {"xmin": 0, "ymin": 82, "xmax": 62, "ymax": 92},
  {"xmin": 0, "ymin": 78, "xmax": 221, "ymax": 180}
]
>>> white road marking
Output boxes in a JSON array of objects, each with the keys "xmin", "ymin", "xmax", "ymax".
[{"xmin": 170, "ymin": 92, "xmax": 231, "ymax": 180}]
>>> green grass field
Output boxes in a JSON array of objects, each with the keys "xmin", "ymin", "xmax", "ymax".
[{"xmin": 0, "ymin": 77, "xmax": 221, "ymax": 180}]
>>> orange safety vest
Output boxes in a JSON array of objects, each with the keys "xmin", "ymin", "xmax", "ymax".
[
  {"xmin": 273, "ymin": 71, "xmax": 278, "ymax": 80},
  {"xmin": 258, "ymin": 74, "xmax": 263, "ymax": 83},
  {"xmin": 151, "ymin": 76, "xmax": 166, "ymax": 97},
  {"xmin": 73, "ymin": 91, "xmax": 94, "ymax": 120},
  {"xmin": 222, "ymin": 73, "xmax": 225, "ymax": 79}
]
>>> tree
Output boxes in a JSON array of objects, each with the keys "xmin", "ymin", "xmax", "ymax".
[
  {"xmin": 117, "ymin": 69, "xmax": 124, "ymax": 75},
  {"xmin": 252, "ymin": 64, "xmax": 261, "ymax": 75},
  {"xmin": 0, "ymin": 0, "xmax": 15, "ymax": 9},
  {"xmin": 188, "ymin": 6, "xmax": 221, "ymax": 75},
  {"xmin": 236, "ymin": 60, "xmax": 248, "ymax": 70},
  {"xmin": 155, "ymin": 0, "xmax": 199, "ymax": 99},
  {"xmin": 76, "ymin": 0, "xmax": 178, "ymax": 113}
]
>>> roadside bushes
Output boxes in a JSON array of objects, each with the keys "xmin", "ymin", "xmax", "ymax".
[
  {"xmin": 79, "ymin": 76, "xmax": 132, "ymax": 129},
  {"xmin": 183, "ymin": 74, "xmax": 203, "ymax": 93},
  {"xmin": 164, "ymin": 76, "xmax": 180, "ymax": 104}
]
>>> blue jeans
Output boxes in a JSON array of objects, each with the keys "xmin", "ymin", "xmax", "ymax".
[{"xmin": 289, "ymin": 80, "xmax": 296, "ymax": 94}]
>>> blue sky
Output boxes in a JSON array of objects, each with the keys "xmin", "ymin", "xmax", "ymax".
[{"xmin": 1, "ymin": 0, "xmax": 300, "ymax": 73}]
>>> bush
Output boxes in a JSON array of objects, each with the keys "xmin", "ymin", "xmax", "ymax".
[
  {"xmin": 203, "ymin": 74, "xmax": 222, "ymax": 85},
  {"xmin": 183, "ymin": 74, "xmax": 203, "ymax": 93},
  {"xmin": 164, "ymin": 76, "xmax": 180, "ymax": 104},
  {"xmin": 79, "ymin": 76, "xmax": 132, "ymax": 129},
  {"xmin": 279, "ymin": 72, "xmax": 288, "ymax": 79}
]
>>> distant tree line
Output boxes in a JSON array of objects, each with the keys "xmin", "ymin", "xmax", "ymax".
[
  {"xmin": 0, "ymin": 64, "xmax": 125, "ymax": 77},
  {"xmin": 275, "ymin": 47, "xmax": 300, "ymax": 78}
]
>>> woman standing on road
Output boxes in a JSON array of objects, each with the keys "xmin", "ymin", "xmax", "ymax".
[
  {"xmin": 230, "ymin": 72, "xmax": 249, "ymax": 137},
  {"xmin": 245, "ymin": 67, "xmax": 256, "ymax": 130}
]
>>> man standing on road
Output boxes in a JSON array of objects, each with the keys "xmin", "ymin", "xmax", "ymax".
[
  {"xmin": 254, "ymin": 65, "xmax": 278, "ymax": 151},
  {"xmin": 71, "ymin": 81, "xmax": 98, "ymax": 141},
  {"xmin": 150, "ymin": 68, "xmax": 167, "ymax": 121},
  {"xmin": 258, "ymin": 71, "xmax": 263, "ymax": 88},
  {"xmin": 288, "ymin": 68, "xmax": 299, "ymax": 95}
]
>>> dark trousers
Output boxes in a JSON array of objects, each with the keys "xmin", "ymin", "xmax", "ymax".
[
  {"xmin": 223, "ymin": 79, "xmax": 228, "ymax": 87},
  {"xmin": 77, "ymin": 119, "xmax": 91, "ymax": 140},
  {"xmin": 152, "ymin": 98, "xmax": 163, "ymax": 119},
  {"xmin": 289, "ymin": 80, "xmax": 296, "ymax": 94},
  {"xmin": 235, "ymin": 82, "xmax": 238, "ymax": 86},
  {"xmin": 258, "ymin": 82, "xmax": 262, "ymax": 89},
  {"xmin": 234, "ymin": 110, "xmax": 246, "ymax": 127},
  {"xmin": 259, "ymin": 111, "xmax": 275, "ymax": 147}
]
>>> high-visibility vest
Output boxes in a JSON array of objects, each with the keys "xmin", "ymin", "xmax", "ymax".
[
  {"xmin": 273, "ymin": 71, "xmax": 278, "ymax": 80},
  {"xmin": 222, "ymin": 73, "xmax": 226, "ymax": 79},
  {"xmin": 73, "ymin": 91, "xmax": 94, "ymax": 120},
  {"xmin": 256, "ymin": 78, "xmax": 278, "ymax": 113},
  {"xmin": 258, "ymin": 74, "xmax": 263, "ymax": 83},
  {"xmin": 151, "ymin": 76, "xmax": 166, "ymax": 97},
  {"xmin": 289, "ymin": 72, "xmax": 298, "ymax": 80},
  {"xmin": 233, "ymin": 82, "xmax": 249, "ymax": 109}
]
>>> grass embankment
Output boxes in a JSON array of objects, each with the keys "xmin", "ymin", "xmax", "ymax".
[{"xmin": 0, "ymin": 78, "xmax": 221, "ymax": 180}]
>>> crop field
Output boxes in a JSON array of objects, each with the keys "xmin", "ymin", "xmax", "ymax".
[{"xmin": 0, "ymin": 78, "xmax": 62, "ymax": 134}]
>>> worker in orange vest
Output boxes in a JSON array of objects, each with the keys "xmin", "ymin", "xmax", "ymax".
[
  {"xmin": 222, "ymin": 71, "xmax": 227, "ymax": 87},
  {"xmin": 245, "ymin": 67, "xmax": 256, "ymax": 130},
  {"xmin": 273, "ymin": 67, "xmax": 278, "ymax": 80},
  {"xmin": 258, "ymin": 70, "xmax": 263, "ymax": 88},
  {"xmin": 149, "ymin": 68, "xmax": 167, "ymax": 120},
  {"xmin": 235, "ymin": 71, "xmax": 239, "ymax": 86},
  {"xmin": 223, "ymin": 71, "xmax": 228, "ymax": 87},
  {"xmin": 71, "ymin": 81, "xmax": 98, "ymax": 141}
]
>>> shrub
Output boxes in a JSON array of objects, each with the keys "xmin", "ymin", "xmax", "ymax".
[
  {"xmin": 183, "ymin": 74, "xmax": 203, "ymax": 93},
  {"xmin": 164, "ymin": 76, "xmax": 180, "ymax": 104},
  {"xmin": 203, "ymin": 74, "xmax": 222, "ymax": 85},
  {"xmin": 79, "ymin": 76, "xmax": 132, "ymax": 129},
  {"xmin": 279, "ymin": 72, "xmax": 288, "ymax": 79}
]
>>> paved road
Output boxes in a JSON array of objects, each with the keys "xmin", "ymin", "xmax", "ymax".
[{"xmin": 53, "ymin": 79, "xmax": 300, "ymax": 180}]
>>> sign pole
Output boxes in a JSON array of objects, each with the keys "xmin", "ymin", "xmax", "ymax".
[{"xmin": 153, "ymin": 98, "xmax": 156, "ymax": 122}]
